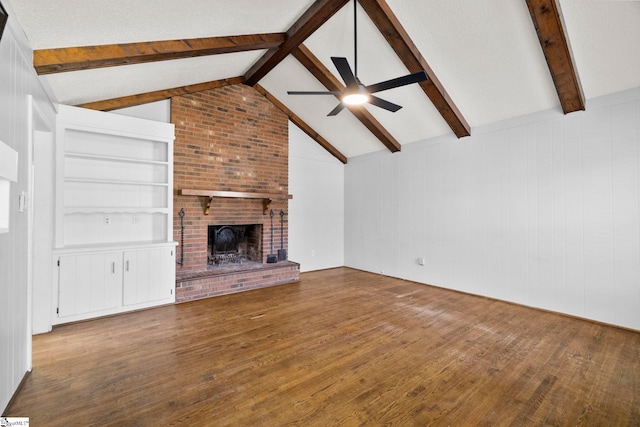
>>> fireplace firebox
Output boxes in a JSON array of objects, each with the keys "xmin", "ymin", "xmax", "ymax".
[{"xmin": 207, "ymin": 224, "xmax": 262, "ymax": 266}]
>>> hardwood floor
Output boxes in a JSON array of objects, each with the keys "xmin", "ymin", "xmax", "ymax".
[{"xmin": 6, "ymin": 267, "xmax": 640, "ymax": 426}]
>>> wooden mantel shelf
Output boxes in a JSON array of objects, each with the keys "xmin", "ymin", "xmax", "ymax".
[{"xmin": 179, "ymin": 189, "xmax": 292, "ymax": 215}]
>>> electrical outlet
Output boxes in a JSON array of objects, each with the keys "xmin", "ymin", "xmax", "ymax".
[
  {"xmin": 104, "ymin": 216, "xmax": 111, "ymax": 225},
  {"xmin": 311, "ymin": 250, "xmax": 316, "ymax": 257},
  {"xmin": 418, "ymin": 257, "xmax": 425, "ymax": 266}
]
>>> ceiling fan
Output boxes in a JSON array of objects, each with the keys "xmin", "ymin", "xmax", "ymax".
[{"xmin": 287, "ymin": 0, "xmax": 428, "ymax": 116}]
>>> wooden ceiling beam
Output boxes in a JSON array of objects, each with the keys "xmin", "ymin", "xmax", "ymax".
[
  {"xmin": 34, "ymin": 33, "xmax": 285, "ymax": 75},
  {"xmin": 526, "ymin": 0, "xmax": 585, "ymax": 114},
  {"xmin": 78, "ymin": 77, "xmax": 244, "ymax": 111},
  {"xmin": 255, "ymin": 84, "xmax": 348, "ymax": 164},
  {"xmin": 357, "ymin": 0, "xmax": 470, "ymax": 138},
  {"xmin": 292, "ymin": 44, "xmax": 401, "ymax": 153},
  {"xmin": 244, "ymin": 0, "xmax": 350, "ymax": 86}
]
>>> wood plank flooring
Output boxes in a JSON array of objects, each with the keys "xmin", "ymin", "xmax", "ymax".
[{"xmin": 5, "ymin": 267, "xmax": 640, "ymax": 426}]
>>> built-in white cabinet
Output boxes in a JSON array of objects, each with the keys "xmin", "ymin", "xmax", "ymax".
[
  {"xmin": 54, "ymin": 244, "xmax": 176, "ymax": 324},
  {"xmin": 58, "ymin": 251, "xmax": 121, "ymax": 318},
  {"xmin": 123, "ymin": 246, "xmax": 175, "ymax": 306},
  {"xmin": 53, "ymin": 105, "xmax": 176, "ymax": 325}
]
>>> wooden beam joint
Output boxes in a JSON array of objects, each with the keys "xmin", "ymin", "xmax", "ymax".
[{"xmin": 244, "ymin": 0, "xmax": 350, "ymax": 86}]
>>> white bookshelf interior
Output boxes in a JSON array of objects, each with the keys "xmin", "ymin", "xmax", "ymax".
[{"xmin": 60, "ymin": 127, "xmax": 170, "ymax": 247}]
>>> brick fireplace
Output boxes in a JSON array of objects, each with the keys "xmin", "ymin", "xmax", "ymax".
[{"xmin": 172, "ymin": 84, "xmax": 299, "ymax": 302}]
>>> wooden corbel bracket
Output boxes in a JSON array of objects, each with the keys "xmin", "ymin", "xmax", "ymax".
[
  {"xmin": 262, "ymin": 198, "xmax": 273, "ymax": 215},
  {"xmin": 205, "ymin": 196, "xmax": 214, "ymax": 216}
]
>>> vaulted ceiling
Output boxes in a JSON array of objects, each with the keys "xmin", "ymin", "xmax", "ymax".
[{"xmin": 5, "ymin": 0, "xmax": 640, "ymax": 162}]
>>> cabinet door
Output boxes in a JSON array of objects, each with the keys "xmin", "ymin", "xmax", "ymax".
[
  {"xmin": 58, "ymin": 252, "xmax": 121, "ymax": 317},
  {"xmin": 123, "ymin": 247, "xmax": 174, "ymax": 306}
]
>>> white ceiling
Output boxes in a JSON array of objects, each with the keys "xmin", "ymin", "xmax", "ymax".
[{"xmin": 5, "ymin": 0, "xmax": 640, "ymax": 159}]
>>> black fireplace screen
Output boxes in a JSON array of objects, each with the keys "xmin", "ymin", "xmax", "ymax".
[{"xmin": 208, "ymin": 224, "xmax": 262, "ymax": 265}]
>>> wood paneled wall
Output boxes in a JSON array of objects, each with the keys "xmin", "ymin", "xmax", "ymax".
[
  {"xmin": 0, "ymin": 16, "xmax": 56, "ymax": 412},
  {"xmin": 345, "ymin": 88, "xmax": 640, "ymax": 331}
]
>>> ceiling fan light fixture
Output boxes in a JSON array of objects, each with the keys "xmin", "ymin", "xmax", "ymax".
[{"xmin": 342, "ymin": 92, "xmax": 369, "ymax": 105}]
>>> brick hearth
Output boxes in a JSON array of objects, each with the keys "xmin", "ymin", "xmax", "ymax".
[
  {"xmin": 175, "ymin": 261, "xmax": 300, "ymax": 302},
  {"xmin": 172, "ymin": 84, "xmax": 299, "ymax": 302}
]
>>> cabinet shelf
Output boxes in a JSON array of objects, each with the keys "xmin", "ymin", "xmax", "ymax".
[
  {"xmin": 64, "ymin": 177, "xmax": 169, "ymax": 187},
  {"xmin": 57, "ymin": 240, "xmax": 177, "ymax": 252},
  {"xmin": 64, "ymin": 207, "xmax": 169, "ymax": 214},
  {"xmin": 65, "ymin": 152, "xmax": 168, "ymax": 165}
]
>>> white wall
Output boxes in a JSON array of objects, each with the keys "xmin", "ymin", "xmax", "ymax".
[
  {"xmin": 111, "ymin": 100, "xmax": 171, "ymax": 122},
  {"xmin": 0, "ymin": 12, "xmax": 56, "ymax": 412},
  {"xmin": 345, "ymin": 88, "xmax": 640, "ymax": 331},
  {"xmin": 288, "ymin": 122, "xmax": 344, "ymax": 272}
]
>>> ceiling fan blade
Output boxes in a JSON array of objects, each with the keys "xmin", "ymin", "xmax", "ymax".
[
  {"xmin": 366, "ymin": 71, "xmax": 427, "ymax": 94},
  {"xmin": 331, "ymin": 57, "xmax": 358, "ymax": 89},
  {"xmin": 287, "ymin": 91, "xmax": 342, "ymax": 95},
  {"xmin": 368, "ymin": 95, "xmax": 402, "ymax": 113},
  {"xmin": 327, "ymin": 103, "xmax": 346, "ymax": 116}
]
